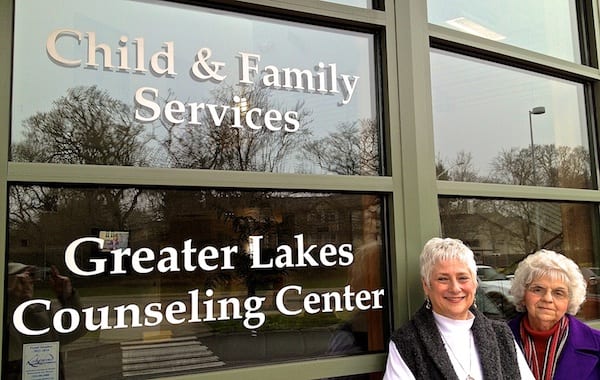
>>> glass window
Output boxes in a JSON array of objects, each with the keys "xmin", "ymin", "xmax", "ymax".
[
  {"xmin": 11, "ymin": 0, "xmax": 380, "ymax": 175},
  {"xmin": 320, "ymin": 373, "xmax": 383, "ymax": 380},
  {"xmin": 6, "ymin": 185, "xmax": 387, "ymax": 378},
  {"xmin": 430, "ymin": 49, "xmax": 591, "ymax": 189},
  {"xmin": 321, "ymin": 0, "xmax": 373, "ymax": 9},
  {"xmin": 440, "ymin": 197, "xmax": 600, "ymax": 322},
  {"xmin": 427, "ymin": 0, "xmax": 581, "ymax": 63}
]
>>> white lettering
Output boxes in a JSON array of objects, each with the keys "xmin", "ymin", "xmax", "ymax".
[
  {"xmin": 64, "ymin": 237, "xmax": 106, "ymax": 276},
  {"xmin": 239, "ymin": 52, "xmax": 261, "ymax": 84},
  {"xmin": 237, "ymin": 55, "xmax": 359, "ymax": 104},
  {"xmin": 264, "ymin": 109, "xmax": 282, "ymax": 131},
  {"xmin": 275, "ymin": 285, "xmax": 385, "ymax": 316},
  {"xmin": 53, "ymin": 308, "xmax": 80, "ymax": 333},
  {"xmin": 340, "ymin": 74, "xmax": 359, "ymax": 105},
  {"xmin": 131, "ymin": 247, "xmax": 155, "ymax": 274},
  {"xmin": 276, "ymin": 285, "xmax": 303, "ymax": 316},
  {"xmin": 11, "ymin": 286, "xmax": 383, "ymax": 335},
  {"xmin": 13, "ymin": 300, "xmax": 51, "ymax": 335},
  {"xmin": 46, "ymin": 29, "xmax": 82, "ymax": 66},
  {"xmin": 46, "ymin": 28, "xmax": 174, "ymax": 73},
  {"xmin": 134, "ymin": 87, "xmax": 161, "ymax": 122},
  {"xmin": 150, "ymin": 41, "xmax": 176, "ymax": 76},
  {"xmin": 164, "ymin": 100, "xmax": 187, "ymax": 124}
]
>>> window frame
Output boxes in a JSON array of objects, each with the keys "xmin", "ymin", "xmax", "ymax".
[
  {"xmin": 429, "ymin": 0, "xmax": 600, "ymax": 329},
  {"xmin": 1, "ymin": 0, "xmax": 443, "ymax": 379}
]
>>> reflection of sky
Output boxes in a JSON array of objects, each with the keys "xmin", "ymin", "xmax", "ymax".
[
  {"xmin": 12, "ymin": 0, "xmax": 375, "ymax": 144},
  {"xmin": 321, "ymin": 0, "xmax": 370, "ymax": 8},
  {"xmin": 427, "ymin": 0, "xmax": 579, "ymax": 62},
  {"xmin": 430, "ymin": 49, "xmax": 587, "ymax": 176}
]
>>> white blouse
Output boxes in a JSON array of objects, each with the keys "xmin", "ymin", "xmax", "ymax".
[{"xmin": 382, "ymin": 311, "xmax": 535, "ymax": 380}]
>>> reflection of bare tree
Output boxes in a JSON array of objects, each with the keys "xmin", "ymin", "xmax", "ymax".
[
  {"xmin": 9, "ymin": 86, "xmax": 151, "ymax": 267},
  {"xmin": 303, "ymin": 119, "xmax": 379, "ymax": 175},
  {"xmin": 437, "ymin": 144, "xmax": 590, "ymax": 189},
  {"xmin": 9, "ymin": 185, "xmax": 148, "ymax": 274},
  {"xmin": 219, "ymin": 208, "xmax": 285, "ymax": 297},
  {"xmin": 153, "ymin": 83, "xmax": 311, "ymax": 172},
  {"xmin": 12, "ymin": 85, "xmax": 149, "ymax": 165},
  {"xmin": 440, "ymin": 198, "xmax": 528, "ymax": 265},
  {"xmin": 440, "ymin": 196, "xmax": 568, "ymax": 270},
  {"xmin": 491, "ymin": 145, "xmax": 590, "ymax": 188},
  {"xmin": 436, "ymin": 150, "xmax": 478, "ymax": 181},
  {"xmin": 490, "ymin": 148, "xmax": 531, "ymax": 185},
  {"xmin": 488, "ymin": 200, "xmax": 538, "ymax": 254}
]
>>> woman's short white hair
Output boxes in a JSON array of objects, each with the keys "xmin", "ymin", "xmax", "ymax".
[
  {"xmin": 420, "ymin": 237, "xmax": 478, "ymax": 287},
  {"xmin": 510, "ymin": 249, "xmax": 587, "ymax": 315}
]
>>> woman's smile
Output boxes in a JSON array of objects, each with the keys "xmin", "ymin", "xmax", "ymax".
[{"xmin": 423, "ymin": 259, "xmax": 477, "ymax": 320}]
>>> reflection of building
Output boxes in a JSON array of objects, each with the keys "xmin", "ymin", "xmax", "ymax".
[
  {"xmin": 3, "ymin": 1, "xmax": 600, "ymax": 379},
  {"xmin": 9, "ymin": 191, "xmax": 382, "ymax": 285},
  {"xmin": 441, "ymin": 201, "xmax": 581, "ymax": 269},
  {"xmin": 442, "ymin": 211, "xmax": 528, "ymax": 268},
  {"xmin": 7, "ymin": 188, "xmax": 385, "ymax": 377}
]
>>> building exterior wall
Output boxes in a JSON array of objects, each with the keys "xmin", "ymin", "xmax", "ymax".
[{"xmin": 1, "ymin": 1, "xmax": 599, "ymax": 379}]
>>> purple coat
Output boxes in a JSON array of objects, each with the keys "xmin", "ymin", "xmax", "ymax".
[{"xmin": 508, "ymin": 313, "xmax": 600, "ymax": 380}]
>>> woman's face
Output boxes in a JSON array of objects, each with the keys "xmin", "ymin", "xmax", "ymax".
[
  {"xmin": 422, "ymin": 259, "xmax": 477, "ymax": 320},
  {"xmin": 523, "ymin": 275, "xmax": 570, "ymax": 331}
]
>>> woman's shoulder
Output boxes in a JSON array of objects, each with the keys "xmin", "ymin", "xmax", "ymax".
[
  {"xmin": 507, "ymin": 313, "xmax": 525, "ymax": 330},
  {"xmin": 479, "ymin": 314, "xmax": 516, "ymax": 341},
  {"xmin": 390, "ymin": 318, "xmax": 418, "ymax": 341},
  {"xmin": 567, "ymin": 314, "xmax": 600, "ymax": 332},
  {"xmin": 567, "ymin": 315, "xmax": 600, "ymax": 346},
  {"xmin": 473, "ymin": 307, "xmax": 513, "ymax": 331},
  {"xmin": 391, "ymin": 304, "xmax": 430, "ymax": 340}
]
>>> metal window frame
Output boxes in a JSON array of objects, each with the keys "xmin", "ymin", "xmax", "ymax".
[{"xmin": 0, "ymin": 0, "xmax": 444, "ymax": 378}]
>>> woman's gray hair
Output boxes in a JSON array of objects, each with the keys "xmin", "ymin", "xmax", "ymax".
[
  {"xmin": 420, "ymin": 237, "xmax": 478, "ymax": 287},
  {"xmin": 510, "ymin": 249, "xmax": 587, "ymax": 314}
]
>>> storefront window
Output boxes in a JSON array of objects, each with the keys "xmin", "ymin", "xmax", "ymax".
[
  {"xmin": 6, "ymin": 185, "xmax": 387, "ymax": 378},
  {"xmin": 430, "ymin": 49, "xmax": 590, "ymax": 189},
  {"xmin": 321, "ymin": 0, "xmax": 373, "ymax": 9},
  {"xmin": 439, "ymin": 197, "xmax": 600, "ymax": 322},
  {"xmin": 427, "ymin": 0, "xmax": 581, "ymax": 63},
  {"xmin": 321, "ymin": 373, "xmax": 383, "ymax": 379},
  {"xmin": 11, "ymin": 0, "xmax": 380, "ymax": 175}
]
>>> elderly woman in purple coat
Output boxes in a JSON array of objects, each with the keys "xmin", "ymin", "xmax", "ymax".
[{"xmin": 508, "ymin": 249, "xmax": 600, "ymax": 380}]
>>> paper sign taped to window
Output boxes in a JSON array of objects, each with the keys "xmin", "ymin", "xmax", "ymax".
[{"xmin": 22, "ymin": 341, "xmax": 59, "ymax": 380}]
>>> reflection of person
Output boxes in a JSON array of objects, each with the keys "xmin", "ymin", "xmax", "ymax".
[
  {"xmin": 6, "ymin": 262, "xmax": 86, "ymax": 380},
  {"xmin": 325, "ymin": 320, "xmax": 366, "ymax": 356},
  {"xmin": 325, "ymin": 235, "xmax": 383, "ymax": 357},
  {"xmin": 508, "ymin": 250, "xmax": 600, "ymax": 380},
  {"xmin": 383, "ymin": 237, "xmax": 534, "ymax": 379},
  {"xmin": 111, "ymin": 235, "xmax": 120, "ymax": 250}
]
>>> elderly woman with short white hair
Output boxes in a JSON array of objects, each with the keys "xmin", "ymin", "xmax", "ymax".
[
  {"xmin": 508, "ymin": 249, "xmax": 600, "ymax": 380},
  {"xmin": 383, "ymin": 237, "xmax": 534, "ymax": 379}
]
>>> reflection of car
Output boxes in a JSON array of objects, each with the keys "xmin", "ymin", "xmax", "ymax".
[
  {"xmin": 475, "ymin": 287, "xmax": 506, "ymax": 320},
  {"xmin": 582, "ymin": 267, "xmax": 598, "ymax": 284},
  {"xmin": 581, "ymin": 267, "xmax": 598, "ymax": 294},
  {"xmin": 588, "ymin": 267, "xmax": 600, "ymax": 276},
  {"xmin": 477, "ymin": 265, "xmax": 516, "ymax": 318}
]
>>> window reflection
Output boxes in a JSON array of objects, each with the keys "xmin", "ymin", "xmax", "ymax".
[
  {"xmin": 440, "ymin": 197, "xmax": 600, "ymax": 322},
  {"xmin": 12, "ymin": 0, "xmax": 380, "ymax": 175},
  {"xmin": 321, "ymin": 0, "xmax": 373, "ymax": 9},
  {"xmin": 431, "ymin": 49, "xmax": 591, "ymax": 188},
  {"xmin": 320, "ymin": 373, "xmax": 383, "ymax": 380},
  {"xmin": 427, "ymin": 0, "xmax": 581, "ymax": 63},
  {"xmin": 7, "ymin": 186, "xmax": 386, "ymax": 378}
]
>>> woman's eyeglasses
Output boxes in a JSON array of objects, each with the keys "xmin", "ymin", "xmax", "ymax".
[{"xmin": 527, "ymin": 284, "xmax": 569, "ymax": 300}]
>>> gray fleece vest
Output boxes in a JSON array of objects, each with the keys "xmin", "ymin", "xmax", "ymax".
[{"xmin": 391, "ymin": 304, "xmax": 520, "ymax": 380}]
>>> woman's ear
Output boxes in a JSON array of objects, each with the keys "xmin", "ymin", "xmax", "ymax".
[{"xmin": 421, "ymin": 277, "xmax": 429, "ymax": 296}]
